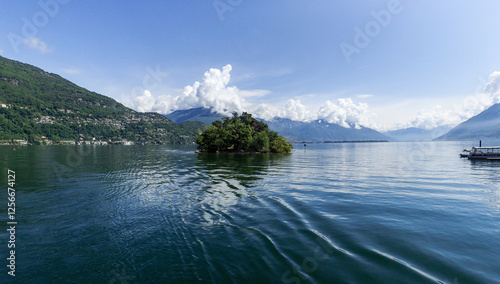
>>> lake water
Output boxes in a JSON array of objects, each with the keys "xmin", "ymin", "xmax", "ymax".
[{"xmin": 1, "ymin": 142, "xmax": 499, "ymax": 283}]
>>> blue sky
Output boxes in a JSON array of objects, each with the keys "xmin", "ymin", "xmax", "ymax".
[{"xmin": 2, "ymin": 0, "xmax": 500, "ymax": 130}]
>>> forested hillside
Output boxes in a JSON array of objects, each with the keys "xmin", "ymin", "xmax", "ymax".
[{"xmin": 0, "ymin": 56, "xmax": 203, "ymax": 144}]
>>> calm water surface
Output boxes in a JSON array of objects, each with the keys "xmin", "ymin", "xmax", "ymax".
[{"xmin": 0, "ymin": 142, "xmax": 499, "ymax": 283}]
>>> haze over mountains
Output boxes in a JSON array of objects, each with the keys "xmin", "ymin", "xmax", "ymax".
[
  {"xmin": 384, "ymin": 126, "xmax": 453, "ymax": 142},
  {"xmin": 435, "ymin": 103, "xmax": 500, "ymax": 141}
]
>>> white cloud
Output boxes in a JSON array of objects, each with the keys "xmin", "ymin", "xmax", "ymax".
[
  {"xmin": 275, "ymin": 98, "xmax": 377, "ymax": 128},
  {"xmin": 128, "ymin": 66, "xmax": 500, "ymax": 133},
  {"xmin": 250, "ymin": 103, "xmax": 276, "ymax": 120},
  {"xmin": 130, "ymin": 65, "xmax": 275, "ymax": 118},
  {"xmin": 24, "ymin": 37, "xmax": 52, "ymax": 53},
  {"xmin": 128, "ymin": 65, "xmax": 381, "ymax": 129},
  {"xmin": 168, "ymin": 64, "xmax": 247, "ymax": 115},
  {"xmin": 317, "ymin": 98, "xmax": 374, "ymax": 128},
  {"xmin": 279, "ymin": 99, "xmax": 311, "ymax": 122},
  {"xmin": 484, "ymin": 71, "xmax": 500, "ymax": 95},
  {"xmin": 0, "ymin": 49, "xmax": 3, "ymax": 55},
  {"xmin": 127, "ymin": 67, "xmax": 500, "ymax": 132},
  {"xmin": 400, "ymin": 105, "xmax": 458, "ymax": 130},
  {"xmin": 396, "ymin": 71, "xmax": 500, "ymax": 130},
  {"xmin": 133, "ymin": 90, "xmax": 156, "ymax": 113}
]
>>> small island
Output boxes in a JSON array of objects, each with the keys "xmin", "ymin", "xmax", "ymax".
[{"xmin": 196, "ymin": 112, "xmax": 293, "ymax": 153}]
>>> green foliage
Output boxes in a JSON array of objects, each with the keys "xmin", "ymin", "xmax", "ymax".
[
  {"xmin": 269, "ymin": 136, "xmax": 293, "ymax": 153},
  {"xmin": 196, "ymin": 112, "xmax": 292, "ymax": 153}
]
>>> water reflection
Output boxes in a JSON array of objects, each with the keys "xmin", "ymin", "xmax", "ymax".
[
  {"xmin": 196, "ymin": 153, "xmax": 291, "ymax": 187},
  {"xmin": 469, "ymin": 160, "xmax": 500, "ymax": 212},
  {"xmin": 469, "ymin": 159, "xmax": 500, "ymax": 168},
  {"xmin": 195, "ymin": 153, "xmax": 290, "ymax": 225}
]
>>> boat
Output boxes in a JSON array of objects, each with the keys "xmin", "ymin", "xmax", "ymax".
[
  {"xmin": 467, "ymin": 146, "xmax": 500, "ymax": 160},
  {"xmin": 459, "ymin": 149, "xmax": 471, "ymax": 158}
]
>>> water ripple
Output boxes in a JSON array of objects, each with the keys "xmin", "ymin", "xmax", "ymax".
[{"xmin": 2, "ymin": 143, "xmax": 500, "ymax": 283}]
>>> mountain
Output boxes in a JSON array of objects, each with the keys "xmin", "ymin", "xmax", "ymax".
[
  {"xmin": 435, "ymin": 103, "xmax": 500, "ymax": 141},
  {"xmin": 165, "ymin": 107, "xmax": 393, "ymax": 142},
  {"xmin": 165, "ymin": 107, "xmax": 224, "ymax": 125},
  {"xmin": 0, "ymin": 55, "xmax": 203, "ymax": 144},
  {"xmin": 266, "ymin": 118, "xmax": 392, "ymax": 142},
  {"xmin": 384, "ymin": 126, "xmax": 452, "ymax": 141}
]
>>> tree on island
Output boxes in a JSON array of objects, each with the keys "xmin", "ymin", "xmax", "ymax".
[{"xmin": 196, "ymin": 112, "xmax": 293, "ymax": 153}]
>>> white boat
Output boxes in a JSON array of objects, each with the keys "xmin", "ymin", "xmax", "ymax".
[{"xmin": 467, "ymin": 146, "xmax": 500, "ymax": 160}]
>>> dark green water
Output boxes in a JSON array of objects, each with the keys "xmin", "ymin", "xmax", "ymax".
[{"xmin": 0, "ymin": 142, "xmax": 499, "ymax": 283}]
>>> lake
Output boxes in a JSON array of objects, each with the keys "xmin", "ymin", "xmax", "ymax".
[{"xmin": 1, "ymin": 142, "xmax": 499, "ymax": 283}]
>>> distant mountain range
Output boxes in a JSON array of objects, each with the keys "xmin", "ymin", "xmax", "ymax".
[
  {"xmin": 0, "ymin": 55, "xmax": 202, "ymax": 144},
  {"xmin": 384, "ymin": 126, "xmax": 452, "ymax": 142},
  {"xmin": 165, "ymin": 107, "xmax": 394, "ymax": 142},
  {"xmin": 384, "ymin": 103, "xmax": 500, "ymax": 142},
  {"xmin": 167, "ymin": 103, "xmax": 500, "ymax": 143},
  {"xmin": 435, "ymin": 103, "xmax": 500, "ymax": 141},
  {"xmin": 266, "ymin": 117, "xmax": 393, "ymax": 142},
  {"xmin": 166, "ymin": 107, "xmax": 225, "ymax": 125}
]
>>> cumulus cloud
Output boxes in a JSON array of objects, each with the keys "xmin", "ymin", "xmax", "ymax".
[
  {"xmin": 279, "ymin": 99, "xmax": 311, "ymax": 122},
  {"xmin": 401, "ymin": 105, "xmax": 459, "ymax": 130},
  {"xmin": 484, "ymin": 71, "xmax": 500, "ymax": 95},
  {"xmin": 273, "ymin": 98, "xmax": 376, "ymax": 129},
  {"xmin": 250, "ymin": 103, "xmax": 275, "ymax": 120},
  {"xmin": 399, "ymin": 71, "xmax": 500, "ymax": 130},
  {"xmin": 24, "ymin": 37, "xmax": 52, "ymax": 53},
  {"xmin": 131, "ymin": 65, "xmax": 279, "ymax": 120},
  {"xmin": 133, "ymin": 90, "xmax": 156, "ymax": 113},
  {"xmin": 128, "ymin": 65, "xmax": 378, "ymax": 129},
  {"xmin": 175, "ymin": 65, "xmax": 245, "ymax": 114},
  {"xmin": 128, "ymin": 66, "xmax": 500, "ymax": 132},
  {"xmin": 141, "ymin": 65, "xmax": 245, "ymax": 115},
  {"xmin": 317, "ymin": 98, "xmax": 373, "ymax": 129}
]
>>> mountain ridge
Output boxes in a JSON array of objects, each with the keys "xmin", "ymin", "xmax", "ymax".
[
  {"xmin": 435, "ymin": 103, "xmax": 500, "ymax": 141},
  {"xmin": 165, "ymin": 107, "xmax": 393, "ymax": 142},
  {"xmin": 384, "ymin": 126, "xmax": 452, "ymax": 142},
  {"xmin": 0, "ymin": 55, "xmax": 202, "ymax": 144}
]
